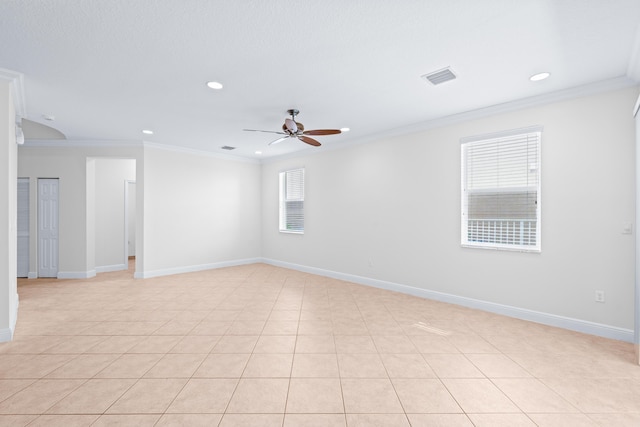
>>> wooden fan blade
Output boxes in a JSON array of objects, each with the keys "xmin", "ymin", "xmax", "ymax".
[
  {"xmin": 243, "ymin": 129, "xmax": 286, "ymax": 135},
  {"xmin": 299, "ymin": 135, "xmax": 321, "ymax": 147},
  {"xmin": 303, "ymin": 129, "xmax": 341, "ymax": 136},
  {"xmin": 268, "ymin": 136, "xmax": 290, "ymax": 146}
]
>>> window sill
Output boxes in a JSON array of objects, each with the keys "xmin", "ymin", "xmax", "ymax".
[
  {"xmin": 279, "ymin": 230, "xmax": 304, "ymax": 235},
  {"xmin": 461, "ymin": 243, "xmax": 540, "ymax": 253}
]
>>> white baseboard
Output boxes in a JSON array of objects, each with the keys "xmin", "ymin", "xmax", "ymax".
[
  {"xmin": 134, "ymin": 258, "xmax": 262, "ymax": 279},
  {"xmin": 27, "ymin": 272, "xmax": 37, "ymax": 279},
  {"xmin": 262, "ymin": 258, "xmax": 634, "ymax": 343},
  {"xmin": 0, "ymin": 327, "xmax": 12, "ymax": 343},
  {"xmin": 0, "ymin": 294, "xmax": 19, "ymax": 343},
  {"xmin": 57, "ymin": 270, "xmax": 97, "ymax": 279},
  {"xmin": 95, "ymin": 263, "xmax": 127, "ymax": 273}
]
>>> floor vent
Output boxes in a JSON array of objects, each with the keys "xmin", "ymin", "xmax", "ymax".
[
  {"xmin": 221, "ymin": 146, "xmax": 236, "ymax": 150},
  {"xmin": 422, "ymin": 67, "xmax": 457, "ymax": 85}
]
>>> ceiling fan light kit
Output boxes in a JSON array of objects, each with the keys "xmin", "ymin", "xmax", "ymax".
[{"xmin": 244, "ymin": 109, "xmax": 342, "ymax": 147}]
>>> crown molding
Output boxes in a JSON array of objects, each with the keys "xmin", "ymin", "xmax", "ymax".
[
  {"xmin": 350, "ymin": 76, "xmax": 637, "ymax": 146},
  {"xmin": 20, "ymin": 138, "xmax": 260, "ymax": 164},
  {"xmin": 262, "ymin": 76, "xmax": 639, "ymax": 164},
  {"xmin": 16, "ymin": 76, "xmax": 637, "ymax": 166},
  {"xmin": 627, "ymin": 22, "xmax": 640, "ymax": 83},
  {"xmin": 142, "ymin": 141, "xmax": 260, "ymax": 164},
  {"xmin": 20, "ymin": 139, "xmax": 143, "ymax": 148},
  {"xmin": 0, "ymin": 68, "xmax": 26, "ymax": 118}
]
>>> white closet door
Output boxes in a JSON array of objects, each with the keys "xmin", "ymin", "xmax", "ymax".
[
  {"xmin": 38, "ymin": 179, "xmax": 59, "ymax": 278},
  {"xmin": 17, "ymin": 178, "xmax": 29, "ymax": 277}
]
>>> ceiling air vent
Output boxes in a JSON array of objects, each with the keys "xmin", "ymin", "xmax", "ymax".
[
  {"xmin": 221, "ymin": 145, "xmax": 236, "ymax": 150},
  {"xmin": 422, "ymin": 67, "xmax": 456, "ymax": 85}
]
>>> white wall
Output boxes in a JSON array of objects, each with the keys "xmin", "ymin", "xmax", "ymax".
[
  {"xmin": 0, "ymin": 80, "xmax": 17, "ymax": 342},
  {"xmin": 137, "ymin": 145, "xmax": 262, "ymax": 277},
  {"xmin": 635, "ymin": 93, "xmax": 640, "ymax": 361},
  {"xmin": 94, "ymin": 158, "xmax": 136, "ymax": 271},
  {"xmin": 18, "ymin": 143, "xmax": 262, "ymax": 280},
  {"xmin": 262, "ymin": 87, "xmax": 639, "ymax": 337},
  {"xmin": 86, "ymin": 159, "xmax": 96, "ymax": 276},
  {"xmin": 12, "ymin": 86, "xmax": 638, "ymax": 341},
  {"xmin": 18, "ymin": 145, "xmax": 143, "ymax": 278}
]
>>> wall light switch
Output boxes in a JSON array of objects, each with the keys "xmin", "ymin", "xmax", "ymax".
[{"xmin": 622, "ymin": 222, "xmax": 633, "ymax": 234}]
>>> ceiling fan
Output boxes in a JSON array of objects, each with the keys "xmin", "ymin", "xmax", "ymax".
[{"xmin": 243, "ymin": 109, "xmax": 341, "ymax": 147}]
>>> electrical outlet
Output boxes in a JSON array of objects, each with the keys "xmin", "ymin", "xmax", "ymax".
[{"xmin": 595, "ymin": 290, "xmax": 605, "ymax": 303}]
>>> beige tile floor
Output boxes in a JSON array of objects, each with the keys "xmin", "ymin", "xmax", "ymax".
[{"xmin": 1, "ymin": 262, "xmax": 639, "ymax": 426}]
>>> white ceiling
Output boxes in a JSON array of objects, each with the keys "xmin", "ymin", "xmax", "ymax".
[{"xmin": 1, "ymin": 0, "xmax": 640, "ymax": 160}]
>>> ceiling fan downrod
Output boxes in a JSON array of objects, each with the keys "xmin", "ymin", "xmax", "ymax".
[{"xmin": 287, "ymin": 109, "xmax": 299, "ymax": 120}]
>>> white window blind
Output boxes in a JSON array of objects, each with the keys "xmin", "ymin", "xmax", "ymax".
[
  {"xmin": 461, "ymin": 127, "xmax": 541, "ymax": 251},
  {"xmin": 279, "ymin": 168, "xmax": 305, "ymax": 233}
]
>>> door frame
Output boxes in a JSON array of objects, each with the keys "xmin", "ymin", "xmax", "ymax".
[
  {"xmin": 124, "ymin": 180, "xmax": 136, "ymax": 262},
  {"xmin": 16, "ymin": 177, "xmax": 29, "ymax": 278},
  {"xmin": 634, "ymin": 96, "xmax": 640, "ymax": 364}
]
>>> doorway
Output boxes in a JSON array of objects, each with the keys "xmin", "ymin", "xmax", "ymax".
[{"xmin": 38, "ymin": 178, "xmax": 59, "ymax": 278}]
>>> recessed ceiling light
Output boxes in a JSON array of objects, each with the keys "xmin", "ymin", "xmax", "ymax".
[
  {"xmin": 207, "ymin": 81, "xmax": 223, "ymax": 90},
  {"xmin": 255, "ymin": 151, "xmax": 262, "ymax": 155},
  {"xmin": 340, "ymin": 127, "xmax": 350, "ymax": 132},
  {"xmin": 530, "ymin": 72, "xmax": 550, "ymax": 82},
  {"xmin": 142, "ymin": 129, "xmax": 153, "ymax": 135}
]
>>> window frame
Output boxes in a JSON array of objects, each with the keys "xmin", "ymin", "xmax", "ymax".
[
  {"xmin": 279, "ymin": 167, "xmax": 305, "ymax": 234},
  {"xmin": 460, "ymin": 126, "xmax": 542, "ymax": 252}
]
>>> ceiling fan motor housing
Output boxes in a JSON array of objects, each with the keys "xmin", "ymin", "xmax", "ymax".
[{"xmin": 283, "ymin": 120, "xmax": 304, "ymax": 134}]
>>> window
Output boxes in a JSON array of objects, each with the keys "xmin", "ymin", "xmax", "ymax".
[
  {"xmin": 461, "ymin": 126, "xmax": 541, "ymax": 251},
  {"xmin": 279, "ymin": 168, "xmax": 305, "ymax": 233}
]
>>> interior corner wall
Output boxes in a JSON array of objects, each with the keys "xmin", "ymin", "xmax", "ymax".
[
  {"xmin": 261, "ymin": 86, "xmax": 639, "ymax": 335},
  {"xmin": 94, "ymin": 158, "xmax": 135, "ymax": 271},
  {"xmin": 140, "ymin": 146, "xmax": 261, "ymax": 277},
  {"xmin": 0, "ymin": 81, "xmax": 17, "ymax": 341}
]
